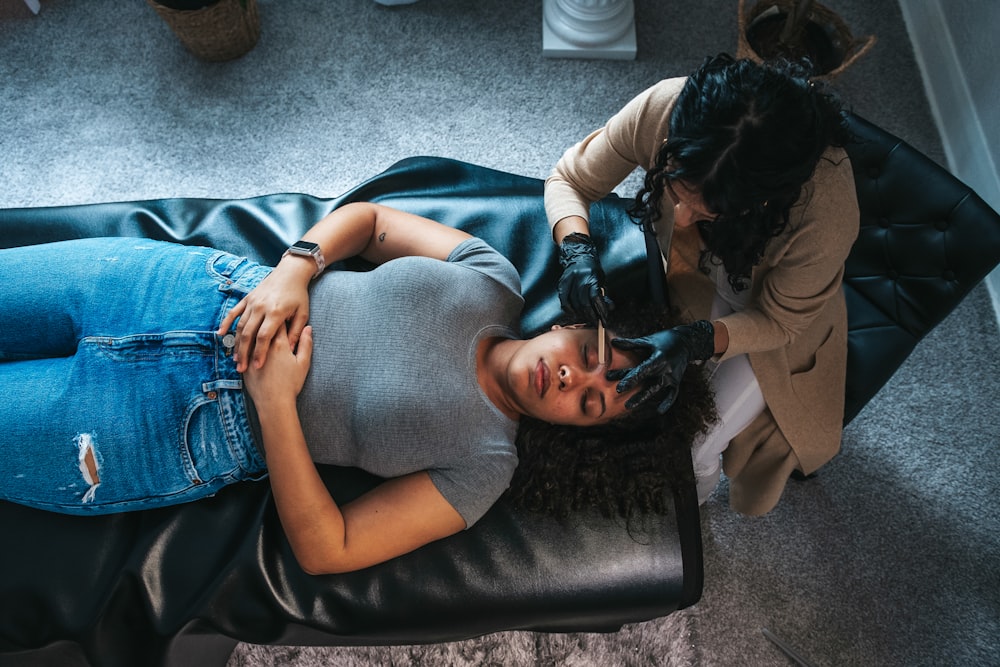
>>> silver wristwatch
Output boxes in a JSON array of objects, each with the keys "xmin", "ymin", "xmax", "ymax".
[{"xmin": 282, "ymin": 240, "xmax": 326, "ymax": 278}]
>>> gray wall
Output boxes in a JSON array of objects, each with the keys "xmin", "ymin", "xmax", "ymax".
[{"xmin": 901, "ymin": 0, "xmax": 1000, "ymax": 312}]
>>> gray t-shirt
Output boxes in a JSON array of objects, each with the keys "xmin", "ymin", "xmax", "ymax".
[{"xmin": 297, "ymin": 238, "xmax": 523, "ymax": 527}]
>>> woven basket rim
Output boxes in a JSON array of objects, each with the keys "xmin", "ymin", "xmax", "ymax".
[
  {"xmin": 148, "ymin": 0, "xmax": 260, "ymax": 62},
  {"xmin": 736, "ymin": 0, "xmax": 876, "ymax": 80}
]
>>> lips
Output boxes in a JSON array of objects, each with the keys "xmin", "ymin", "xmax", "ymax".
[{"xmin": 534, "ymin": 359, "xmax": 550, "ymax": 398}]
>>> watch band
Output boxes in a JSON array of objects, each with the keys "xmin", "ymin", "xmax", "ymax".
[{"xmin": 283, "ymin": 240, "xmax": 326, "ymax": 278}]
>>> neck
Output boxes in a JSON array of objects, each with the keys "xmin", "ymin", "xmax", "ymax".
[{"xmin": 476, "ymin": 336, "xmax": 521, "ymax": 421}]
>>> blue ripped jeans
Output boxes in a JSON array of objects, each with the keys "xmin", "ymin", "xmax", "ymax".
[{"xmin": 0, "ymin": 238, "xmax": 270, "ymax": 514}]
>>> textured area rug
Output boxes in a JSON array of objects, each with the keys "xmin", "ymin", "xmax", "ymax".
[{"xmin": 229, "ymin": 613, "xmax": 696, "ymax": 666}]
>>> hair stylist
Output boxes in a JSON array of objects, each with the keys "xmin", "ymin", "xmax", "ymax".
[{"xmin": 544, "ymin": 53, "xmax": 860, "ymax": 514}]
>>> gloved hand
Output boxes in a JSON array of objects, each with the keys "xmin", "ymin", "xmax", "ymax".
[
  {"xmin": 557, "ymin": 232, "xmax": 614, "ymax": 324},
  {"xmin": 608, "ymin": 320, "xmax": 715, "ymax": 413}
]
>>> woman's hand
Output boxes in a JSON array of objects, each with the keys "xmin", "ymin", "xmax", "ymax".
[
  {"xmin": 242, "ymin": 324, "xmax": 313, "ymax": 407},
  {"xmin": 218, "ymin": 260, "xmax": 313, "ymax": 372},
  {"xmin": 608, "ymin": 320, "xmax": 715, "ymax": 413},
  {"xmin": 557, "ymin": 232, "xmax": 614, "ymax": 324}
]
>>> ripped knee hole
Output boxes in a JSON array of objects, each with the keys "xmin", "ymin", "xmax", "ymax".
[{"xmin": 76, "ymin": 433, "xmax": 101, "ymax": 486}]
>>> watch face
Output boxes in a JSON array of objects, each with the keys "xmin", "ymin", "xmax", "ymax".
[{"xmin": 291, "ymin": 240, "xmax": 320, "ymax": 254}]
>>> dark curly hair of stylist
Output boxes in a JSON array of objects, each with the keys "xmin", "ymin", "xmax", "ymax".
[
  {"xmin": 629, "ymin": 53, "xmax": 852, "ymax": 292},
  {"xmin": 506, "ymin": 300, "xmax": 717, "ymax": 523}
]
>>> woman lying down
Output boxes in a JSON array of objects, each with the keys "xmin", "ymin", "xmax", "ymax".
[{"xmin": 0, "ymin": 203, "xmax": 715, "ymax": 574}]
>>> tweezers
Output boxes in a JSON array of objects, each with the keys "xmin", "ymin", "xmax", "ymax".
[
  {"xmin": 597, "ymin": 318, "xmax": 608, "ymax": 366},
  {"xmin": 596, "ymin": 287, "xmax": 609, "ymax": 366}
]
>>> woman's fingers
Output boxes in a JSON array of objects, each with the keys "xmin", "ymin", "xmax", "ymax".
[
  {"xmin": 222, "ymin": 297, "xmax": 310, "ymax": 373},
  {"xmin": 615, "ymin": 366, "xmax": 643, "ymax": 394},
  {"xmin": 296, "ymin": 325, "xmax": 313, "ymax": 366},
  {"xmin": 286, "ymin": 310, "xmax": 310, "ymax": 350},
  {"xmin": 218, "ymin": 297, "xmax": 247, "ymax": 336},
  {"xmin": 234, "ymin": 307, "xmax": 266, "ymax": 372},
  {"xmin": 245, "ymin": 324, "xmax": 312, "ymax": 397},
  {"xmin": 250, "ymin": 314, "xmax": 285, "ymax": 370},
  {"xmin": 609, "ymin": 336, "xmax": 648, "ymax": 352}
]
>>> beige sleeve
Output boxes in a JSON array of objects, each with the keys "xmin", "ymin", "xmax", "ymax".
[{"xmin": 543, "ymin": 77, "xmax": 687, "ymax": 236}]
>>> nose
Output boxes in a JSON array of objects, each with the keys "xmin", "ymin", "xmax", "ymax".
[
  {"xmin": 557, "ymin": 364, "xmax": 573, "ymax": 390},
  {"xmin": 673, "ymin": 200, "xmax": 699, "ymax": 229},
  {"xmin": 557, "ymin": 364, "xmax": 601, "ymax": 391}
]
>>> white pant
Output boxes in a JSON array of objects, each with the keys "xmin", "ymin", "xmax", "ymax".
[{"xmin": 691, "ymin": 296, "xmax": 766, "ymax": 504}]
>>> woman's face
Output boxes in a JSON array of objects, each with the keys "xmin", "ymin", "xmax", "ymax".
[
  {"xmin": 504, "ymin": 325, "xmax": 642, "ymax": 427},
  {"xmin": 666, "ymin": 179, "xmax": 716, "ymax": 229}
]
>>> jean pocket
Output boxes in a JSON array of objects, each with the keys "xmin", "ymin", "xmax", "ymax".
[
  {"xmin": 85, "ymin": 332, "xmax": 216, "ymax": 362},
  {"xmin": 183, "ymin": 394, "xmax": 243, "ymax": 485}
]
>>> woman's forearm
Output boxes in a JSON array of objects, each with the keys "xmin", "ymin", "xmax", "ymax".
[
  {"xmin": 281, "ymin": 202, "xmax": 380, "ymax": 275},
  {"xmin": 290, "ymin": 201, "xmax": 473, "ymax": 272},
  {"xmin": 255, "ymin": 398, "xmax": 350, "ymax": 575},
  {"xmin": 551, "ymin": 215, "xmax": 591, "ymax": 245},
  {"xmin": 255, "ymin": 398, "xmax": 468, "ymax": 575}
]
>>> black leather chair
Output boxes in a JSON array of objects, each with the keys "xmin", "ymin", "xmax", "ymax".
[
  {"xmin": 841, "ymin": 114, "xmax": 1000, "ymax": 423},
  {"xmin": 1, "ymin": 114, "xmax": 998, "ymax": 667}
]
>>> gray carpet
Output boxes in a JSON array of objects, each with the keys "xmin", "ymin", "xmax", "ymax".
[{"xmin": 2, "ymin": 1, "xmax": 997, "ymax": 665}]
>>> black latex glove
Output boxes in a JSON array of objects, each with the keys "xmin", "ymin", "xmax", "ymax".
[
  {"xmin": 557, "ymin": 232, "xmax": 614, "ymax": 324},
  {"xmin": 608, "ymin": 320, "xmax": 715, "ymax": 413}
]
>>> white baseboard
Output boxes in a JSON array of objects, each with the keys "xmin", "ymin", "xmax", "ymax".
[{"xmin": 900, "ymin": 0, "xmax": 1000, "ymax": 324}]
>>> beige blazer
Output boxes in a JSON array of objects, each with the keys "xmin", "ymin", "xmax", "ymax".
[{"xmin": 545, "ymin": 77, "xmax": 860, "ymax": 514}]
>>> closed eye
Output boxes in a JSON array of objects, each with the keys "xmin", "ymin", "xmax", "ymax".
[{"xmin": 581, "ymin": 389, "xmax": 607, "ymax": 419}]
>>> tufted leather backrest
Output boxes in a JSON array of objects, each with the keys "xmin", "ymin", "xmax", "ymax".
[{"xmin": 841, "ymin": 113, "xmax": 1000, "ymax": 423}]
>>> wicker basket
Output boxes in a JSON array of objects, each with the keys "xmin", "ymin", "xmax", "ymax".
[
  {"xmin": 736, "ymin": 0, "xmax": 875, "ymax": 80},
  {"xmin": 148, "ymin": 0, "xmax": 260, "ymax": 62}
]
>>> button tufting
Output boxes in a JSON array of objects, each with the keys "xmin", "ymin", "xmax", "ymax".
[
  {"xmin": 878, "ymin": 217, "xmax": 890, "ymax": 228},
  {"xmin": 867, "ymin": 166, "xmax": 880, "ymax": 179},
  {"xmin": 935, "ymin": 220, "xmax": 949, "ymax": 231},
  {"xmin": 888, "ymin": 270, "xmax": 899, "ymax": 280},
  {"xmin": 943, "ymin": 270, "xmax": 955, "ymax": 281}
]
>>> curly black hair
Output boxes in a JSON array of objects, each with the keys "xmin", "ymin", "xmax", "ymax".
[
  {"xmin": 629, "ymin": 53, "xmax": 851, "ymax": 292},
  {"xmin": 505, "ymin": 300, "xmax": 717, "ymax": 523}
]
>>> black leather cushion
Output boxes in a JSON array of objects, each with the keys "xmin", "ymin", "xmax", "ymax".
[
  {"xmin": 842, "ymin": 114, "xmax": 1000, "ymax": 423},
  {"xmin": 0, "ymin": 160, "xmax": 700, "ymax": 667}
]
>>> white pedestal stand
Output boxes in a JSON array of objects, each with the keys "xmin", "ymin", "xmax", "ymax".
[{"xmin": 542, "ymin": 0, "xmax": 637, "ymax": 60}]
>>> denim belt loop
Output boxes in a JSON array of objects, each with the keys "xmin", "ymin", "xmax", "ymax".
[{"xmin": 203, "ymin": 379, "xmax": 243, "ymax": 394}]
